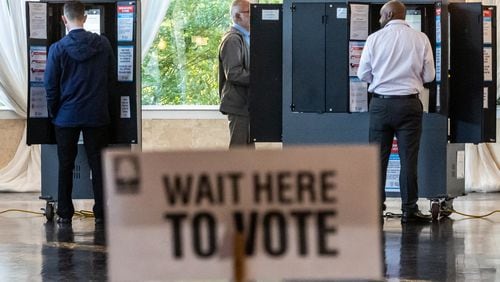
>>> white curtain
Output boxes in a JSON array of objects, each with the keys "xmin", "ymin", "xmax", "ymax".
[
  {"xmin": 465, "ymin": 143, "xmax": 500, "ymax": 192},
  {"xmin": 141, "ymin": 0, "xmax": 171, "ymax": 60},
  {"xmin": 0, "ymin": 0, "xmax": 41, "ymax": 192}
]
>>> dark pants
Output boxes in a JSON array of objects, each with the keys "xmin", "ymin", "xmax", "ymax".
[
  {"xmin": 369, "ymin": 97, "xmax": 423, "ymax": 212},
  {"xmin": 54, "ymin": 126, "xmax": 109, "ymax": 219},
  {"xmin": 228, "ymin": 114, "xmax": 255, "ymax": 149}
]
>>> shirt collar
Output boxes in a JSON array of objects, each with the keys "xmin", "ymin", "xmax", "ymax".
[
  {"xmin": 233, "ymin": 23, "xmax": 250, "ymax": 37},
  {"xmin": 68, "ymin": 27, "xmax": 84, "ymax": 32},
  {"xmin": 385, "ymin": 19, "xmax": 409, "ymax": 28}
]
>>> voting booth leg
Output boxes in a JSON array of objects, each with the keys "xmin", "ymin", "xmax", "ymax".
[{"xmin": 40, "ymin": 144, "xmax": 95, "ymax": 221}]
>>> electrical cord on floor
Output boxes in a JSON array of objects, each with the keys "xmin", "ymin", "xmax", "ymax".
[
  {"xmin": 445, "ymin": 208, "xmax": 500, "ymax": 219},
  {"xmin": 0, "ymin": 209, "xmax": 44, "ymax": 216},
  {"xmin": 0, "ymin": 209, "xmax": 95, "ymax": 218},
  {"xmin": 383, "ymin": 209, "xmax": 500, "ymax": 219}
]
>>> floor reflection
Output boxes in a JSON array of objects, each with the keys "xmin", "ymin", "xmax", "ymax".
[
  {"xmin": 41, "ymin": 222, "xmax": 107, "ymax": 281},
  {"xmin": 385, "ymin": 218, "xmax": 461, "ymax": 281},
  {"xmin": 1, "ymin": 193, "xmax": 499, "ymax": 281}
]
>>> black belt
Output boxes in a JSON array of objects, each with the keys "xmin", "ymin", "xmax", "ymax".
[{"xmin": 373, "ymin": 93, "xmax": 419, "ymax": 99}]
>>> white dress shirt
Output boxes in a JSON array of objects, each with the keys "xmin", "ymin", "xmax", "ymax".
[{"xmin": 357, "ymin": 20, "xmax": 435, "ymax": 95}]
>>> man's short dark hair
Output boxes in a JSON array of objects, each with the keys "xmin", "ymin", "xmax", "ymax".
[{"xmin": 64, "ymin": 1, "xmax": 85, "ymax": 21}]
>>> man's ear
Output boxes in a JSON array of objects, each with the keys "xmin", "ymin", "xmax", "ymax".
[
  {"xmin": 388, "ymin": 11, "xmax": 393, "ymax": 20},
  {"xmin": 83, "ymin": 14, "xmax": 87, "ymax": 24},
  {"xmin": 61, "ymin": 15, "xmax": 68, "ymax": 25}
]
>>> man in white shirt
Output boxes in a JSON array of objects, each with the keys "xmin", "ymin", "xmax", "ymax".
[{"xmin": 357, "ymin": 0, "xmax": 435, "ymax": 223}]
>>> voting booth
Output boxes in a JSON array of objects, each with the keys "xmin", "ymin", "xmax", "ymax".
[
  {"xmin": 25, "ymin": 0, "xmax": 141, "ymax": 220},
  {"xmin": 249, "ymin": 1, "xmax": 496, "ymax": 219}
]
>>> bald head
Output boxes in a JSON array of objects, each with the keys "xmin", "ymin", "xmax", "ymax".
[{"xmin": 379, "ymin": 0, "xmax": 406, "ymax": 27}]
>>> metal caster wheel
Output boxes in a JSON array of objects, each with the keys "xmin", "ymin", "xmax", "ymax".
[
  {"xmin": 431, "ymin": 200, "xmax": 440, "ymax": 221},
  {"xmin": 44, "ymin": 201, "xmax": 55, "ymax": 222}
]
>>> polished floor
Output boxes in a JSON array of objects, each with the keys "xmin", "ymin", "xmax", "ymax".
[{"xmin": 1, "ymin": 192, "xmax": 500, "ymax": 281}]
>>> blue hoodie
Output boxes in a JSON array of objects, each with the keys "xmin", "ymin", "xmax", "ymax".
[{"xmin": 44, "ymin": 29, "xmax": 115, "ymax": 127}]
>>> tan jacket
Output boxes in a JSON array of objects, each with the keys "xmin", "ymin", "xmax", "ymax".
[{"xmin": 218, "ymin": 27, "xmax": 250, "ymax": 116}]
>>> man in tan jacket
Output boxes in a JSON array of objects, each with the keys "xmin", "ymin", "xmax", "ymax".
[{"xmin": 218, "ymin": 0, "xmax": 254, "ymax": 148}]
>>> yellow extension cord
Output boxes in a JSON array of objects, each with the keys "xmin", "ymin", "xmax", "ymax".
[
  {"xmin": 446, "ymin": 208, "xmax": 500, "ymax": 219},
  {"xmin": 2, "ymin": 208, "xmax": 499, "ymax": 219},
  {"xmin": 0, "ymin": 209, "xmax": 95, "ymax": 218},
  {"xmin": 383, "ymin": 208, "xmax": 500, "ymax": 219}
]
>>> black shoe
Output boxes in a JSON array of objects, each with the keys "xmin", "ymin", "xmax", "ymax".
[
  {"xmin": 401, "ymin": 210, "xmax": 432, "ymax": 223},
  {"xmin": 56, "ymin": 217, "xmax": 72, "ymax": 224}
]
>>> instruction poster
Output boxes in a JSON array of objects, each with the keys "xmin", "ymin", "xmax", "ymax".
[
  {"xmin": 349, "ymin": 4, "xmax": 369, "ymax": 40},
  {"xmin": 29, "ymin": 3, "xmax": 47, "ymax": 39},
  {"xmin": 349, "ymin": 41, "xmax": 364, "ymax": 76},
  {"xmin": 117, "ymin": 46, "xmax": 134, "ymax": 82},
  {"xmin": 484, "ymin": 47, "xmax": 493, "ymax": 82},
  {"xmin": 483, "ymin": 9, "xmax": 492, "ymax": 45},
  {"xmin": 120, "ymin": 96, "xmax": 131, "ymax": 118},
  {"xmin": 117, "ymin": 4, "xmax": 134, "ymax": 42},
  {"xmin": 30, "ymin": 46, "xmax": 47, "ymax": 83},
  {"xmin": 104, "ymin": 147, "xmax": 382, "ymax": 282},
  {"xmin": 349, "ymin": 78, "xmax": 368, "ymax": 112},
  {"xmin": 385, "ymin": 139, "xmax": 400, "ymax": 193},
  {"xmin": 29, "ymin": 84, "xmax": 48, "ymax": 118}
]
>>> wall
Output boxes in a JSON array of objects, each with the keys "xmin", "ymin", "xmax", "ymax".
[
  {"xmin": 0, "ymin": 118, "xmax": 281, "ymax": 169},
  {"xmin": 3, "ymin": 108, "xmax": 498, "ymax": 169},
  {"xmin": 0, "ymin": 120, "xmax": 24, "ymax": 169}
]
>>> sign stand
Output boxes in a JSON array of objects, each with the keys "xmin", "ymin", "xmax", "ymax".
[{"xmin": 234, "ymin": 232, "xmax": 246, "ymax": 282}]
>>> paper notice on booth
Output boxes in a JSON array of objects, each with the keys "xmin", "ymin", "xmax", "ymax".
[
  {"xmin": 484, "ymin": 9, "xmax": 493, "ymax": 44},
  {"xmin": 350, "ymin": 4, "xmax": 369, "ymax": 40},
  {"xmin": 120, "ymin": 96, "xmax": 131, "ymax": 118},
  {"xmin": 484, "ymin": 47, "xmax": 493, "ymax": 82},
  {"xmin": 262, "ymin": 9, "xmax": 279, "ymax": 21},
  {"xmin": 117, "ymin": 46, "xmax": 134, "ymax": 82},
  {"xmin": 29, "ymin": 3, "xmax": 47, "ymax": 39},
  {"xmin": 29, "ymin": 46, "xmax": 47, "ymax": 83},
  {"xmin": 104, "ymin": 146, "xmax": 382, "ymax": 282},
  {"xmin": 349, "ymin": 41, "xmax": 364, "ymax": 76},
  {"xmin": 117, "ymin": 5, "xmax": 134, "ymax": 41},
  {"xmin": 349, "ymin": 78, "xmax": 368, "ymax": 112},
  {"xmin": 29, "ymin": 84, "xmax": 48, "ymax": 118}
]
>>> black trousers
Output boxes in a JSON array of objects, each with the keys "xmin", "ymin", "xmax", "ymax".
[
  {"xmin": 228, "ymin": 114, "xmax": 255, "ymax": 149},
  {"xmin": 369, "ymin": 97, "xmax": 423, "ymax": 212},
  {"xmin": 54, "ymin": 126, "xmax": 109, "ymax": 219}
]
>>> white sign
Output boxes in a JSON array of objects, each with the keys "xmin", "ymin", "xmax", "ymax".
[
  {"xmin": 337, "ymin": 8, "xmax": 347, "ymax": 19},
  {"xmin": 349, "ymin": 78, "xmax": 368, "ymax": 112},
  {"xmin": 104, "ymin": 146, "xmax": 382, "ymax": 282},
  {"xmin": 117, "ymin": 46, "xmax": 134, "ymax": 82},
  {"xmin": 484, "ymin": 47, "xmax": 493, "ymax": 82},
  {"xmin": 120, "ymin": 96, "xmax": 131, "ymax": 118},
  {"xmin": 350, "ymin": 4, "xmax": 369, "ymax": 40},
  {"xmin": 262, "ymin": 9, "xmax": 279, "ymax": 21},
  {"xmin": 457, "ymin": 150, "xmax": 465, "ymax": 179},
  {"xmin": 29, "ymin": 3, "xmax": 47, "ymax": 39},
  {"xmin": 484, "ymin": 87, "xmax": 489, "ymax": 109},
  {"xmin": 29, "ymin": 84, "xmax": 48, "ymax": 118}
]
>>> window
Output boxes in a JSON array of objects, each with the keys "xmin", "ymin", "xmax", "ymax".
[{"xmin": 142, "ymin": 0, "xmax": 282, "ymax": 106}]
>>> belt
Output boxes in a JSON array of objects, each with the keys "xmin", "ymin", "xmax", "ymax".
[{"xmin": 372, "ymin": 93, "xmax": 419, "ymax": 99}]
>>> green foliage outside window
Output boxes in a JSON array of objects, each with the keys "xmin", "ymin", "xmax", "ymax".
[{"xmin": 142, "ymin": 0, "xmax": 282, "ymax": 106}]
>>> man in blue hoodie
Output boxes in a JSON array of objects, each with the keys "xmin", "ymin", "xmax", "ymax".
[{"xmin": 44, "ymin": 1, "xmax": 115, "ymax": 225}]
